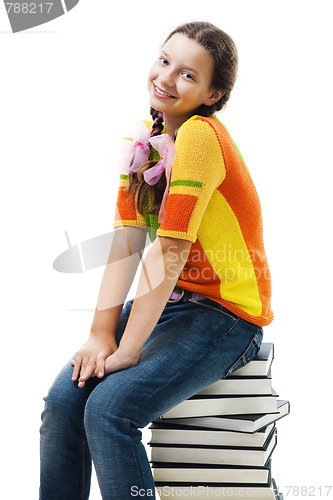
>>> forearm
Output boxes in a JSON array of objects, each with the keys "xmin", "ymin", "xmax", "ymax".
[
  {"xmin": 118, "ymin": 236, "xmax": 191, "ymax": 355},
  {"xmin": 90, "ymin": 226, "xmax": 147, "ymax": 336},
  {"xmin": 73, "ymin": 226, "xmax": 148, "ymax": 386},
  {"xmin": 91, "ymin": 253, "xmax": 140, "ymax": 335}
]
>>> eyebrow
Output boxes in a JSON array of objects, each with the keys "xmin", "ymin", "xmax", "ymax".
[{"xmin": 161, "ymin": 50, "xmax": 199, "ymax": 75}]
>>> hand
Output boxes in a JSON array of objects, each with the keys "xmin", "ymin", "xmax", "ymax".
[
  {"xmin": 104, "ymin": 346, "xmax": 141, "ymax": 375},
  {"xmin": 71, "ymin": 332, "xmax": 118, "ymax": 388}
]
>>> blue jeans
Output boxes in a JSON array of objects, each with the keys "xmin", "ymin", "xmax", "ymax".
[{"xmin": 39, "ymin": 297, "xmax": 263, "ymax": 500}]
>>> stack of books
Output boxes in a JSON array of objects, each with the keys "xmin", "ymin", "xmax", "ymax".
[{"xmin": 149, "ymin": 343, "xmax": 289, "ymax": 499}]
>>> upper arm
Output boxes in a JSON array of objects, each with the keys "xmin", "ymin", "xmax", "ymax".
[
  {"xmin": 158, "ymin": 235, "xmax": 192, "ymax": 253},
  {"xmin": 108, "ymin": 226, "xmax": 148, "ymax": 264},
  {"xmin": 156, "ymin": 235, "xmax": 192, "ymax": 266}
]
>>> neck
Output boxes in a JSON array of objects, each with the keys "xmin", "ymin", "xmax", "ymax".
[{"xmin": 163, "ymin": 113, "xmax": 191, "ymax": 137}]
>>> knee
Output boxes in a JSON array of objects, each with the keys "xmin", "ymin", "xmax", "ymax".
[
  {"xmin": 83, "ymin": 387, "xmax": 136, "ymax": 438},
  {"xmin": 83, "ymin": 389, "xmax": 119, "ymax": 426},
  {"xmin": 41, "ymin": 372, "xmax": 84, "ymax": 427},
  {"xmin": 40, "ymin": 391, "xmax": 70, "ymax": 434},
  {"xmin": 43, "ymin": 385, "xmax": 71, "ymax": 416}
]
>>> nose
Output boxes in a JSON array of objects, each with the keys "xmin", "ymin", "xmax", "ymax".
[{"xmin": 160, "ymin": 68, "xmax": 176, "ymax": 89}]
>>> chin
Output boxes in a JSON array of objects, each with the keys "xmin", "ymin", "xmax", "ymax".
[{"xmin": 149, "ymin": 97, "xmax": 166, "ymax": 114}]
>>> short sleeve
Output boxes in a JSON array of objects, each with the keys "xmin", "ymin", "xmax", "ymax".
[
  {"xmin": 113, "ymin": 119, "xmax": 152, "ymax": 230},
  {"xmin": 113, "ymin": 174, "xmax": 147, "ymax": 229},
  {"xmin": 157, "ymin": 116, "xmax": 226, "ymax": 243}
]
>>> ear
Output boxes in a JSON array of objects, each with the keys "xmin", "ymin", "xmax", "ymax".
[{"xmin": 203, "ymin": 89, "xmax": 225, "ymax": 106}]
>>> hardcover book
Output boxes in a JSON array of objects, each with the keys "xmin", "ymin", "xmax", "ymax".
[
  {"xmin": 161, "ymin": 393, "xmax": 278, "ymax": 419},
  {"xmin": 155, "ymin": 400, "xmax": 290, "ymax": 433},
  {"xmin": 149, "ymin": 426, "xmax": 277, "ymax": 466},
  {"xmin": 149, "ymin": 422, "xmax": 275, "ymax": 447},
  {"xmin": 151, "ymin": 460, "xmax": 272, "ymax": 485}
]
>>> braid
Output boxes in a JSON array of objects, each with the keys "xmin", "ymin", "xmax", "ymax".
[
  {"xmin": 127, "ymin": 108, "xmax": 178, "ymax": 216},
  {"xmin": 150, "ymin": 108, "xmax": 164, "ymax": 137},
  {"xmin": 127, "ymin": 108, "xmax": 167, "ymax": 216}
]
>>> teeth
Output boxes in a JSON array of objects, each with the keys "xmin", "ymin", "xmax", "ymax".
[{"xmin": 155, "ymin": 86, "xmax": 172, "ymax": 97}]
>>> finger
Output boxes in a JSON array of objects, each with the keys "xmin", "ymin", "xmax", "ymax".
[
  {"xmin": 95, "ymin": 355, "xmax": 106, "ymax": 379},
  {"xmin": 71, "ymin": 354, "xmax": 82, "ymax": 381},
  {"xmin": 78, "ymin": 362, "xmax": 96, "ymax": 387}
]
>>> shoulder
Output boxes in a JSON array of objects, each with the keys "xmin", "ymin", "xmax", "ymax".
[
  {"xmin": 177, "ymin": 115, "xmax": 225, "ymax": 144},
  {"xmin": 175, "ymin": 115, "xmax": 225, "ymax": 156}
]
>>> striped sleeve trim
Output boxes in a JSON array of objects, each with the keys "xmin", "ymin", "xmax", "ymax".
[
  {"xmin": 157, "ymin": 228, "xmax": 197, "ymax": 243},
  {"xmin": 170, "ymin": 179, "xmax": 204, "ymax": 188}
]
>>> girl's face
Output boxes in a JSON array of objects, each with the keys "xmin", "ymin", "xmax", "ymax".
[{"xmin": 148, "ymin": 34, "xmax": 222, "ymax": 131}]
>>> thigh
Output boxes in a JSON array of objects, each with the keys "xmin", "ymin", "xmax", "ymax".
[
  {"xmin": 85, "ymin": 299, "xmax": 263, "ymax": 428},
  {"xmin": 43, "ymin": 361, "xmax": 100, "ymax": 417}
]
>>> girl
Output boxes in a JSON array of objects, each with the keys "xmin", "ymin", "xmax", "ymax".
[{"xmin": 40, "ymin": 22, "xmax": 273, "ymax": 500}]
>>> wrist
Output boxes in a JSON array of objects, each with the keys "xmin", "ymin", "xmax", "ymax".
[
  {"xmin": 90, "ymin": 328, "xmax": 114, "ymax": 338},
  {"xmin": 90, "ymin": 304, "xmax": 123, "ymax": 337},
  {"xmin": 118, "ymin": 338, "xmax": 142, "ymax": 360},
  {"xmin": 89, "ymin": 329, "xmax": 117, "ymax": 347},
  {"xmin": 104, "ymin": 344, "xmax": 141, "ymax": 375}
]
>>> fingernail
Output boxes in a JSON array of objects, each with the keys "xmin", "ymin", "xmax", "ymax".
[
  {"xmin": 98, "ymin": 371, "xmax": 103, "ymax": 378},
  {"xmin": 78, "ymin": 381, "xmax": 84, "ymax": 388}
]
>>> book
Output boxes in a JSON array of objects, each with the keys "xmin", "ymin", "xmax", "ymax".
[
  {"xmin": 149, "ymin": 422, "xmax": 275, "ymax": 447},
  {"xmin": 149, "ymin": 427, "xmax": 276, "ymax": 467},
  {"xmin": 231, "ymin": 343, "xmax": 274, "ymax": 377},
  {"xmin": 196, "ymin": 374, "xmax": 273, "ymax": 396},
  {"xmin": 155, "ymin": 482, "xmax": 280, "ymax": 499},
  {"xmin": 151, "ymin": 460, "xmax": 272, "ymax": 485},
  {"xmin": 156, "ymin": 400, "xmax": 290, "ymax": 433},
  {"xmin": 161, "ymin": 393, "xmax": 278, "ymax": 419},
  {"xmin": 150, "ymin": 342, "xmax": 288, "ymax": 500}
]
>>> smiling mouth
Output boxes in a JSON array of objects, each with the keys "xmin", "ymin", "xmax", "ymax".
[{"xmin": 153, "ymin": 84, "xmax": 176, "ymax": 98}]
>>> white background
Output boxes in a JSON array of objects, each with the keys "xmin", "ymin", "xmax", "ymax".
[{"xmin": 1, "ymin": 0, "xmax": 332, "ymax": 498}]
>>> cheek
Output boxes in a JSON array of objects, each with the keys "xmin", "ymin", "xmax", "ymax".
[
  {"xmin": 148, "ymin": 62, "xmax": 159, "ymax": 83},
  {"xmin": 147, "ymin": 69, "xmax": 155, "ymax": 93},
  {"xmin": 184, "ymin": 83, "xmax": 210, "ymax": 104},
  {"xmin": 178, "ymin": 82, "xmax": 200, "ymax": 102}
]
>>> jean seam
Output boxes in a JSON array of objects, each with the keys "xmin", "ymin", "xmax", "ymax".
[
  {"xmin": 131, "ymin": 430, "xmax": 148, "ymax": 497},
  {"xmin": 126, "ymin": 418, "xmax": 147, "ymax": 496},
  {"xmin": 188, "ymin": 299, "xmax": 237, "ymax": 321},
  {"xmin": 227, "ymin": 329, "xmax": 263, "ymax": 375},
  {"xmin": 79, "ymin": 425, "xmax": 86, "ymax": 500},
  {"xmin": 135, "ymin": 318, "xmax": 240, "ymax": 419}
]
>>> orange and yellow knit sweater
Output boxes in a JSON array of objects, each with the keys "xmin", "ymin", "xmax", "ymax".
[{"xmin": 113, "ymin": 115, "xmax": 273, "ymax": 326}]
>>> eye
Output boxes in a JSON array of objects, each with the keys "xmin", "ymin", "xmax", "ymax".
[
  {"xmin": 159, "ymin": 57, "xmax": 168, "ymax": 66},
  {"xmin": 182, "ymin": 72, "xmax": 194, "ymax": 81}
]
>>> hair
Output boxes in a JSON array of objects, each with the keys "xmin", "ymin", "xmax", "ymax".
[{"xmin": 128, "ymin": 21, "xmax": 238, "ymax": 216}]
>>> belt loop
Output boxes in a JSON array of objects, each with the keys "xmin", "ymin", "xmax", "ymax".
[{"xmin": 167, "ymin": 286, "xmax": 185, "ymax": 304}]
